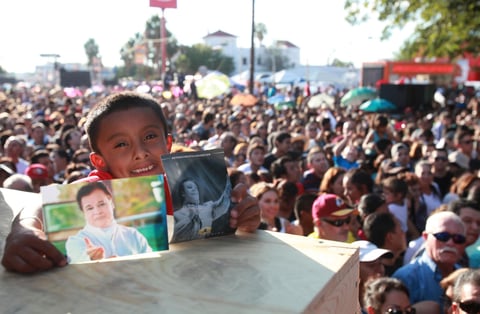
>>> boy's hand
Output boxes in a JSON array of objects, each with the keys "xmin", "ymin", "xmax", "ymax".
[
  {"xmin": 2, "ymin": 226, "xmax": 67, "ymax": 273},
  {"xmin": 229, "ymin": 183, "xmax": 260, "ymax": 233}
]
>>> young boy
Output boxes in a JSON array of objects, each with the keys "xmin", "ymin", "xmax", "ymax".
[
  {"xmin": 2, "ymin": 92, "xmax": 260, "ymax": 273},
  {"xmin": 301, "ymin": 146, "xmax": 329, "ymax": 194}
]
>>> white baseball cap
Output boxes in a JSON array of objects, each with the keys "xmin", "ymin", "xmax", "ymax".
[{"xmin": 352, "ymin": 240, "xmax": 394, "ymax": 262}]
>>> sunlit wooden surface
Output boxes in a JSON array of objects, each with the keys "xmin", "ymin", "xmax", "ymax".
[{"xmin": 0, "ymin": 188, "xmax": 359, "ymax": 314}]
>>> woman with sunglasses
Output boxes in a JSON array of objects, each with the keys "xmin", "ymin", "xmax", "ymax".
[
  {"xmin": 363, "ymin": 277, "xmax": 416, "ymax": 314},
  {"xmin": 451, "ymin": 268, "xmax": 480, "ymax": 314}
]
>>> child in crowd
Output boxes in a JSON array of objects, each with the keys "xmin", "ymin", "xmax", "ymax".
[
  {"xmin": 301, "ymin": 146, "xmax": 329, "ymax": 194},
  {"xmin": 2, "ymin": 91, "xmax": 260, "ymax": 273},
  {"xmin": 382, "ymin": 176, "xmax": 419, "ymax": 241}
]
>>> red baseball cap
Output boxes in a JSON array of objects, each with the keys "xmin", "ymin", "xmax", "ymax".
[
  {"xmin": 312, "ymin": 194, "xmax": 353, "ymax": 222},
  {"xmin": 25, "ymin": 163, "xmax": 49, "ymax": 180}
]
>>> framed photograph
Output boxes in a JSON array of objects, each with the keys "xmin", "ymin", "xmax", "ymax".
[
  {"xmin": 162, "ymin": 148, "xmax": 234, "ymax": 243},
  {"xmin": 41, "ymin": 175, "xmax": 168, "ymax": 264}
]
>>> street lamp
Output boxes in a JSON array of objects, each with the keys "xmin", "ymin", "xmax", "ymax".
[{"xmin": 249, "ymin": 0, "xmax": 255, "ymax": 94}]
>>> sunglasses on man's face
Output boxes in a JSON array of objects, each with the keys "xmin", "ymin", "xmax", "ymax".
[
  {"xmin": 385, "ymin": 307, "xmax": 416, "ymax": 314},
  {"xmin": 459, "ymin": 300, "xmax": 480, "ymax": 314},
  {"xmin": 430, "ymin": 231, "xmax": 466, "ymax": 244},
  {"xmin": 321, "ymin": 216, "xmax": 351, "ymax": 227}
]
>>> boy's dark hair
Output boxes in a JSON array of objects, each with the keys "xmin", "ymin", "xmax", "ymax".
[
  {"xmin": 84, "ymin": 92, "xmax": 168, "ymax": 153},
  {"xmin": 382, "ymin": 176, "xmax": 408, "ymax": 198},
  {"xmin": 363, "ymin": 212, "xmax": 397, "ymax": 248},
  {"xmin": 76, "ymin": 182, "xmax": 112, "ymax": 210}
]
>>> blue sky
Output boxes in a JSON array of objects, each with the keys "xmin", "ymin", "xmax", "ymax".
[{"xmin": 0, "ymin": 0, "xmax": 413, "ymax": 73}]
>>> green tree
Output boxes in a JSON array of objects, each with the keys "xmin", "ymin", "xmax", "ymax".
[
  {"xmin": 255, "ymin": 22, "xmax": 267, "ymax": 47},
  {"xmin": 344, "ymin": 0, "xmax": 480, "ymax": 60},
  {"xmin": 144, "ymin": 15, "xmax": 179, "ymax": 70},
  {"xmin": 173, "ymin": 44, "xmax": 234, "ymax": 75},
  {"xmin": 331, "ymin": 58, "xmax": 354, "ymax": 67},
  {"xmin": 84, "ymin": 38, "xmax": 100, "ymax": 66}
]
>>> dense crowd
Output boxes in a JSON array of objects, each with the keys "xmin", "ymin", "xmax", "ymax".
[{"xmin": 1, "ymin": 81, "xmax": 480, "ymax": 313}]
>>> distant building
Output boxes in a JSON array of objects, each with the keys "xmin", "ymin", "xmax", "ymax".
[{"xmin": 202, "ymin": 30, "xmax": 300, "ymax": 74}]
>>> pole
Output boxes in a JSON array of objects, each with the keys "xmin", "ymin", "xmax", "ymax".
[
  {"xmin": 248, "ymin": 0, "xmax": 255, "ymax": 94},
  {"xmin": 161, "ymin": 8, "xmax": 167, "ymax": 77}
]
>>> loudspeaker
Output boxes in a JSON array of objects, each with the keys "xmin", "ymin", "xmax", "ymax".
[{"xmin": 379, "ymin": 84, "xmax": 435, "ymax": 112}]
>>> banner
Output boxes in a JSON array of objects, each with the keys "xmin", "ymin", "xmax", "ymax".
[{"xmin": 149, "ymin": 0, "xmax": 177, "ymax": 8}]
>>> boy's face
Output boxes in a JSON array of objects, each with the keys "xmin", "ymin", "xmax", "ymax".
[{"xmin": 90, "ymin": 107, "xmax": 170, "ymax": 178}]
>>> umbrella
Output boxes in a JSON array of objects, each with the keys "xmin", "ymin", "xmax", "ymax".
[
  {"xmin": 267, "ymin": 94, "xmax": 286, "ymax": 105},
  {"xmin": 307, "ymin": 93, "xmax": 335, "ymax": 110},
  {"xmin": 341, "ymin": 87, "xmax": 377, "ymax": 107},
  {"xmin": 359, "ymin": 98, "xmax": 397, "ymax": 113},
  {"xmin": 63, "ymin": 87, "xmax": 83, "ymax": 98},
  {"xmin": 274, "ymin": 101, "xmax": 296, "ymax": 111},
  {"xmin": 230, "ymin": 93, "xmax": 258, "ymax": 107},
  {"xmin": 196, "ymin": 72, "xmax": 231, "ymax": 99}
]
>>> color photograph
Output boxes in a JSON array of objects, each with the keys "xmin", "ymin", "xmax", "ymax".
[{"xmin": 41, "ymin": 175, "xmax": 168, "ymax": 264}]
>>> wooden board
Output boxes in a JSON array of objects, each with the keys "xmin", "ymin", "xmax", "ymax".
[{"xmin": 0, "ymin": 188, "xmax": 359, "ymax": 313}]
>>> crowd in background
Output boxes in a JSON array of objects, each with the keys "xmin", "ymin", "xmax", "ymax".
[{"xmin": 1, "ymin": 81, "xmax": 480, "ymax": 313}]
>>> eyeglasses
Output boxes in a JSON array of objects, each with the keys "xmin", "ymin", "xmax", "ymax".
[
  {"xmin": 434, "ymin": 156, "xmax": 448, "ymax": 162},
  {"xmin": 322, "ymin": 216, "xmax": 351, "ymax": 227},
  {"xmin": 385, "ymin": 307, "xmax": 416, "ymax": 314},
  {"xmin": 430, "ymin": 231, "xmax": 466, "ymax": 244},
  {"xmin": 459, "ymin": 300, "xmax": 480, "ymax": 314}
]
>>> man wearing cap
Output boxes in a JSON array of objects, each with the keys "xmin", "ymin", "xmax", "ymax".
[
  {"xmin": 309, "ymin": 193, "xmax": 354, "ymax": 242},
  {"xmin": 25, "ymin": 163, "xmax": 50, "ymax": 193},
  {"xmin": 352, "ymin": 240, "xmax": 393, "ymax": 311}
]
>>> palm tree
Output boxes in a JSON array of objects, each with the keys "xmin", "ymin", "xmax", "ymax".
[
  {"xmin": 254, "ymin": 22, "xmax": 267, "ymax": 47},
  {"xmin": 84, "ymin": 38, "xmax": 99, "ymax": 66}
]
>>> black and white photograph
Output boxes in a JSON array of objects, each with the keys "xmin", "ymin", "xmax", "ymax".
[{"xmin": 162, "ymin": 148, "xmax": 234, "ymax": 243}]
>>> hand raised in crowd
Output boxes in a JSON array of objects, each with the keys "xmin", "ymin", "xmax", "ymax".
[{"xmin": 229, "ymin": 183, "xmax": 260, "ymax": 233}]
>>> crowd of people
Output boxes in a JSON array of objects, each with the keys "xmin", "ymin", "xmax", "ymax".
[{"xmin": 1, "ymin": 80, "xmax": 480, "ymax": 312}]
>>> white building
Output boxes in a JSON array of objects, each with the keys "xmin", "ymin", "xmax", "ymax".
[
  {"xmin": 202, "ymin": 30, "xmax": 359, "ymax": 88},
  {"xmin": 202, "ymin": 30, "xmax": 300, "ymax": 75}
]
